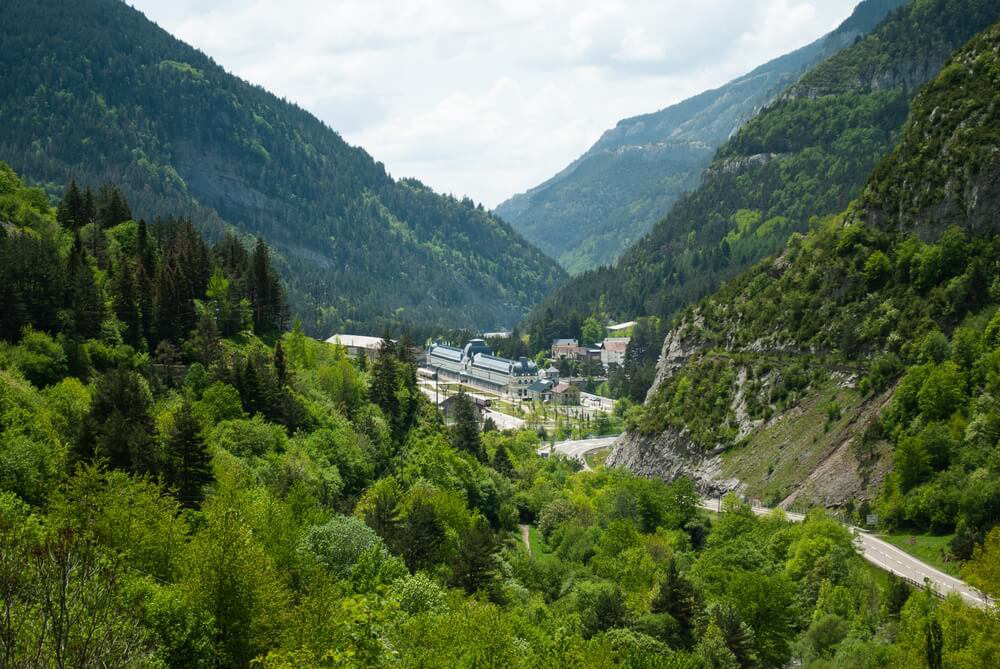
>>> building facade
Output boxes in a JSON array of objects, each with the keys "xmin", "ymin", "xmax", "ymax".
[
  {"xmin": 426, "ymin": 339, "xmax": 539, "ymax": 399},
  {"xmin": 600, "ymin": 337, "xmax": 630, "ymax": 367}
]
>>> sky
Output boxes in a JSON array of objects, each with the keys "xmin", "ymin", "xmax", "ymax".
[{"xmin": 128, "ymin": 0, "xmax": 860, "ymax": 208}]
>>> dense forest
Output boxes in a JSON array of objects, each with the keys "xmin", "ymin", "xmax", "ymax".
[
  {"xmin": 0, "ymin": 0, "xmax": 565, "ymax": 335},
  {"xmin": 522, "ymin": 0, "xmax": 1000, "ymax": 397},
  {"xmin": 493, "ymin": 0, "xmax": 906, "ymax": 274},
  {"xmin": 3, "ymin": 163, "xmax": 1000, "ymax": 668}
]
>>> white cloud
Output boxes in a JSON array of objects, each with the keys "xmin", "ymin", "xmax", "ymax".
[{"xmin": 129, "ymin": 0, "xmax": 860, "ymax": 207}]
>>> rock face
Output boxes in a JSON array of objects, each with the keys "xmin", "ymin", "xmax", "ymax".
[{"xmin": 607, "ymin": 429, "xmax": 741, "ymax": 496}]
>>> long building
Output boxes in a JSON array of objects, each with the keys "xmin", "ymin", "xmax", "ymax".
[{"xmin": 426, "ymin": 339, "xmax": 538, "ymax": 399}]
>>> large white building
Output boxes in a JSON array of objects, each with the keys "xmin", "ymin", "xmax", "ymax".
[
  {"xmin": 426, "ymin": 339, "xmax": 538, "ymax": 399},
  {"xmin": 325, "ymin": 334, "xmax": 386, "ymax": 361}
]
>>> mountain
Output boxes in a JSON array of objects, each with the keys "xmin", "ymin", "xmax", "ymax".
[
  {"xmin": 494, "ymin": 0, "xmax": 908, "ymax": 273},
  {"xmin": 0, "ymin": 0, "xmax": 566, "ymax": 336},
  {"xmin": 608, "ymin": 17, "xmax": 1000, "ymax": 547},
  {"xmin": 525, "ymin": 0, "xmax": 1000, "ymax": 350}
]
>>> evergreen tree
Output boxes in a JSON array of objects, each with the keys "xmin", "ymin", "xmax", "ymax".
[
  {"xmin": 248, "ymin": 237, "xmax": 287, "ymax": 334},
  {"xmin": 163, "ymin": 398, "xmax": 212, "ymax": 506},
  {"xmin": 137, "ymin": 264, "xmax": 155, "ymax": 349},
  {"xmin": 82, "ymin": 186, "xmax": 97, "ymax": 226},
  {"xmin": 273, "ymin": 341, "xmax": 288, "ymax": 386},
  {"xmin": 370, "ymin": 340, "xmax": 400, "ymax": 432},
  {"xmin": 56, "ymin": 179, "xmax": 85, "ymax": 230},
  {"xmin": 651, "ymin": 557, "xmax": 700, "ymax": 647},
  {"xmin": 401, "ymin": 499, "xmax": 445, "ymax": 572},
  {"xmin": 112, "ymin": 260, "xmax": 141, "ymax": 348},
  {"xmin": 491, "ymin": 445, "xmax": 514, "ymax": 477},
  {"xmin": 80, "ymin": 368, "xmax": 159, "ymax": 474},
  {"xmin": 66, "ymin": 235, "xmax": 105, "ymax": 340},
  {"xmin": 96, "ymin": 183, "xmax": 132, "ymax": 228},
  {"xmin": 451, "ymin": 392, "xmax": 485, "ymax": 462},
  {"xmin": 451, "ymin": 514, "xmax": 497, "ymax": 594}
]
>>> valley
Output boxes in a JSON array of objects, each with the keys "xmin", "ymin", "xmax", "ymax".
[{"xmin": 2, "ymin": 0, "xmax": 1000, "ymax": 667}]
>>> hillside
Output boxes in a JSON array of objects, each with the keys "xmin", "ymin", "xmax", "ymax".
[
  {"xmin": 3, "ymin": 170, "xmax": 1000, "ymax": 669},
  {"xmin": 495, "ymin": 0, "xmax": 907, "ymax": 273},
  {"xmin": 525, "ymin": 0, "xmax": 1000, "ymax": 348},
  {"xmin": 609, "ymin": 18, "xmax": 1000, "ymax": 553},
  {"xmin": 0, "ymin": 0, "xmax": 566, "ymax": 335}
]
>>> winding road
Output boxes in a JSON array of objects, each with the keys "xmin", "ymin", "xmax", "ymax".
[{"xmin": 544, "ymin": 436, "xmax": 994, "ymax": 610}]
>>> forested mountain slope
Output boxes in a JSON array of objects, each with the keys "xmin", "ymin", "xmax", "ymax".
[
  {"xmin": 526, "ymin": 0, "xmax": 1000, "ymax": 345},
  {"xmin": 609, "ymin": 18, "xmax": 1000, "ymax": 556},
  {"xmin": 3, "ymin": 163, "xmax": 1000, "ymax": 669},
  {"xmin": 495, "ymin": 0, "xmax": 907, "ymax": 273},
  {"xmin": 0, "ymin": 0, "xmax": 565, "ymax": 335}
]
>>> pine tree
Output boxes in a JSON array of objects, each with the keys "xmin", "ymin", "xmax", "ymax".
[
  {"xmin": 451, "ymin": 392, "xmax": 485, "ymax": 462},
  {"xmin": 96, "ymin": 184, "xmax": 132, "ymax": 228},
  {"xmin": 651, "ymin": 557, "xmax": 700, "ymax": 646},
  {"xmin": 82, "ymin": 186, "xmax": 97, "ymax": 226},
  {"xmin": 273, "ymin": 340, "xmax": 288, "ymax": 386},
  {"xmin": 80, "ymin": 368, "xmax": 158, "ymax": 474},
  {"xmin": 112, "ymin": 260, "xmax": 141, "ymax": 348},
  {"xmin": 451, "ymin": 514, "xmax": 497, "ymax": 594},
  {"xmin": 370, "ymin": 341, "xmax": 400, "ymax": 429},
  {"xmin": 163, "ymin": 399, "xmax": 212, "ymax": 506},
  {"xmin": 491, "ymin": 445, "xmax": 514, "ymax": 476},
  {"xmin": 248, "ymin": 237, "xmax": 287, "ymax": 333},
  {"xmin": 56, "ymin": 179, "xmax": 85, "ymax": 229},
  {"xmin": 67, "ymin": 234, "xmax": 105, "ymax": 339},
  {"xmin": 402, "ymin": 499, "xmax": 445, "ymax": 572}
]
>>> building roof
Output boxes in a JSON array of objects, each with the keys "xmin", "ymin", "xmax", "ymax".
[
  {"xmin": 527, "ymin": 380, "xmax": 553, "ymax": 393},
  {"xmin": 552, "ymin": 382, "xmax": 572, "ymax": 393},
  {"xmin": 471, "ymin": 353, "xmax": 512, "ymax": 374},
  {"xmin": 608, "ymin": 321, "xmax": 637, "ymax": 332},
  {"xmin": 463, "ymin": 339, "xmax": 492, "ymax": 360},
  {"xmin": 511, "ymin": 357, "xmax": 537, "ymax": 376},
  {"xmin": 602, "ymin": 337, "xmax": 630, "ymax": 352},
  {"xmin": 543, "ymin": 366, "xmax": 560, "ymax": 374},
  {"xmin": 326, "ymin": 334, "xmax": 387, "ymax": 349},
  {"xmin": 482, "ymin": 331, "xmax": 511, "ymax": 339},
  {"xmin": 428, "ymin": 344, "xmax": 464, "ymax": 363},
  {"xmin": 552, "ymin": 338, "xmax": 578, "ymax": 347}
]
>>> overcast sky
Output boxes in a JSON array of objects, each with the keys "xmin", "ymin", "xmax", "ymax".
[{"xmin": 129, "ymin": 0, "xmax": 859, "ymax": 208}]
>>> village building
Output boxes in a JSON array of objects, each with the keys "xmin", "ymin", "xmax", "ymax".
[
  {"xmin": 527, "ymin": 379, "xmax": 554, "ymax": 402},
  {"xmin": 426, "ymin": 339, "xmax": 539, "ymax": 399},
  {"xmin": 325, "ymin": 334, "xmax": 386, "ymax": 361},
  {"xmin": 550, "ymin": 381, "xmax": 580, "ymax": 406},
  {"xmin": 607, "ymin": 321, "xmax": 637, "ymax": 336},
  {"xmin": 437, "ymin": 394, "xmax": 490, "ymax": 423},
  {"xmin": 540, "ymin": 366, "xmax": 561, "ymax": 381},
  {"xmin": 551, "ymin": 338, "xmax": 579, "ymax": 360},
  {"xmin": 600, "ymin": 337, "xmax": 630, "ymax": 367}
]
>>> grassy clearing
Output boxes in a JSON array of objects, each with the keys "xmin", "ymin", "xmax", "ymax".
[
  {"xmin": 584, "ymin": 447, "xmax": 613, "ymax": 469},
  {"xmin": 528, "ymin": 525, "xmax": 556, "ymax": 561},
  {"xmin": 879, "ymin": 533, "xmax": 959, "ymax": 576}
]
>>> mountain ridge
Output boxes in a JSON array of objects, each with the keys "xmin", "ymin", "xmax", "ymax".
[
  {"xmin": 495, "ymin": 0, "xmax": 908, "ymax": 273},
  {"xmin": 0, "ymin": 0, "xmax": 566, "ymax": 335}
]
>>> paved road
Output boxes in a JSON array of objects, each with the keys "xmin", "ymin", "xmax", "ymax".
[
  {"xmin": 550, "ymin": 438, "xmax": 994, "ymax": 610},
  {"xmin": 541, "ymin": 435, "xmax": 620, "ymax": 471}
]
